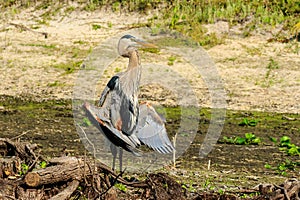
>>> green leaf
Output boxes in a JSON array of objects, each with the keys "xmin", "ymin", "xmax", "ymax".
[
  {"xmin": 40, "ymin": 161, "xmax": 47, "ymax": 168},
  {"xmin": 278, "ymin": 164, "xmax": 286, "ymax": 171},
  {"xmin": 252, "ymin": 137, "xmax": 261, "ymax": 144},
  {"xmin": 264, "ymin": 164, "xmax": 271, "ymax": 169},
  {"xmin": 287, "ymin": 147, "xmax": 300, "ymax": 156},
  {"xmin": 115, "ymin": 183, "xmax": 127, "ymax": 192},
  {"xmin": 245, "ymin": 133, "xmax": 255, "ymax": 140},
  {"xmin": 248, "ymin": 119, "xmax": 258, "ymax": 127},
  {"xmin": 270, "ymin": 137, "xmax": 277, "ymax": 143},
  {"xmin": 280, "ymin": 136, "xmax": 291, "ymax": 145},
  {"xmin": 238, "ymin": 118, "xmax": 248, "ymax": 126},
  {"xmin": 235, "ymin": 137, "xmax": 246, "ymax": 145}
]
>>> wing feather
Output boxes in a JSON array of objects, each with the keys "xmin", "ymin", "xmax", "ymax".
[
  {"xmin": 101, "ymin": 71, "xmax": 139, "ymax": 136},
  {"xmin": 136, "ymin": 103, "xmax": 174, "ymax": 154},
  {"xmin": 83, "ymin": 102, "xmax": 141, "ymax": 155}
]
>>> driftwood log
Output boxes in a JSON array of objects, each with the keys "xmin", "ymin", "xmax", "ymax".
[{"xmin": 25, "ymin": 157, "xmax": 84, "ymax": 187}]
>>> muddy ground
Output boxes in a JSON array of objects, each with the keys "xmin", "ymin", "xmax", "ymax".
[
  {"xmin": 0, "ymin": 96, "xmax": 299, "ymax": 193},
  {"xmin": 0, "ymin": 3, "xmax": 299, "ymax": 199}
]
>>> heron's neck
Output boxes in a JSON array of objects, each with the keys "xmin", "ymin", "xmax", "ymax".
[{"xmin": 127, "ymin": 50, "xmax": 140, "ymax": 70}]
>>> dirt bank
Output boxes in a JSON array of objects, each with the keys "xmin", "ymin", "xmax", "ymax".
[{"xmin": 1, "ymin": 4, "xmax": 299, "ymax": 113}]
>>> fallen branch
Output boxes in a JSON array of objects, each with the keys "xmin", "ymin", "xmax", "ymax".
[
  {"xmin": 0, "ymin": 23, "xmax": 48, "ymax": 38},
  {"xmin": 25, "ymin": 157, "xmax": 84, "ymax": 187}
]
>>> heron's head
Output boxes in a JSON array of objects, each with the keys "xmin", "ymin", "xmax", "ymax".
[{"xmin": 118, "ymin": 35, "xmax": 157, "ymax": 57}]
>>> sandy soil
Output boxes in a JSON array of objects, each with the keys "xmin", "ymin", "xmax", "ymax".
[{"xmin": 1, "ymin": 4, "xmax": 299, "ymax": 114}]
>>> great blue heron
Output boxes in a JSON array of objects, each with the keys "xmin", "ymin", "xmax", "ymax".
[{"xmin": 83, "ymin": 35, "xmax": 174, "ymax": 171}]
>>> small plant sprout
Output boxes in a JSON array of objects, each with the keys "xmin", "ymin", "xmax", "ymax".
[
  {"xmin": 220, "ymin": 133, "xmax": 261, "ymax": 145},
  {"xmin": 268, "ymin": 160, "xmax": 300, "ymax": 176},
  {"xmin": 39, "ymin": 161, "xmax": 47, "ymax": 168},
  {"xmin": 19, "ymin": 163, "xmax": 29, "ymax": 175},
  {"xmin": 238, "ymin": 118, "xmax": 258, "ymax": 127},
  {"xmin": 168, "ymin": 55, "xmax": 176, "ymax": 66},
  {"xmin": 92, "ymin": 24, "xmax": 101, "ymax": 30},
  {"xmin": 114, "ymin": 183, "xmax": 127, "ymax": 192},
  {"xmin": 279, "ymin": 136, "xmax": 300, "ymax": 156}
]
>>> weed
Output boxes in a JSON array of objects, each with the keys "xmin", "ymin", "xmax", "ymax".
[
  {"xmin": 47, "ymin": 81, "xmax": 64, "ymax": 87},
  {"xmin": 114, "ymin": 183, "xmax": 127, "ymax": 192},
  {"xmin": 266, "ymin": 59, "xmax": 279, "ymax": 70},
  {"xmin": 39, "ymin": 161, "xmax": 47, "ymax": 168},
  {"xmin": 238, "ymin": 118, "xmax": 258, "ymax": 127},
  {"xmin": 53, "ymin": 61, "xmax": 82, "ymax": 74},
  {"xmin": 182, "ymin": 181, "xmax": 197, "ymax": 193},
  {"xmin": 218, "ymin": 189, "xmax": 224, "ymax": 195},
  {"xmin": 168, "ymin": 55, "xmax": 176, "ymax": 66},
  {"xmin": 265, "ymin": 160, "xmax": 300, "ymax": 176},
  {"xmin": 257, "ymin": 57, "xmax": 280, "ymax": 88},
  {"xmin": 23, "ymin": 43, "xmax": 56, "ymax": 49},
  {"xmin": 220, "ymin": 133, "xmax": 261, "ymax": 145},
  {"xmin": 92, "ymin": 24, "xmax": 101, "ymax": 30},
  {"xmin": 278, "ymin": 136, "xmax": 300, "ymax": 156},
  {"xmin": 19, "ymin": 163, "xmax": 29, "ymax": 175},
  {"xmin": 112, "ymin": 2, "xmax": 120, "ymax": 12},
  {"xmin": 36, "ymin": 19, "xmax": 50, "ymax": 26}
]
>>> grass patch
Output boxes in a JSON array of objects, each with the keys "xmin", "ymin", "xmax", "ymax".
[
  {"xmin": 47, "ymin": 80, "xmax": 65, "ymax": 87},
  {"xmin": 220, "ymin": 133, "xmax": 261, "ymax": 145},
  {"xmin": 92, "ymin": 24, "xmax": 101, "ymax": 30},
  {"xmin": 2, "ymin": 1, "xmax": 299, "ymax": 48},
  {"xmin": 22, "ymin": 43, "xmax": 56, "ymax": 49},
  {"xmin": 53, "ymin": 61, "xmax": 82, "ymax": 74}
]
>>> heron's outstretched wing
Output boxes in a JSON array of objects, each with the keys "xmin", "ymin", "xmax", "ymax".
[
  {"xmin": 136, "ymin": 103, "xmax": 174, "ymax": 154},
  {"xmin": 83, "ymin": 102, "xmax": 141, "ymax": 155},
  {"xmin": 99, "ymin": 73, "xmax": 139, "ymax": 136}
]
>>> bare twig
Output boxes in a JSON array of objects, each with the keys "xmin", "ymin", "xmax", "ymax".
[
  {"xmin": 274, "ymin": 184, "xmax": 290, "ymax": 200},
  {"xmin": 10, "ymin": 130, "xmax": 30, "ymax": 140},
  {"xmin": 7, "ymin": 22, "xmax": 48, "ymax": 38}
]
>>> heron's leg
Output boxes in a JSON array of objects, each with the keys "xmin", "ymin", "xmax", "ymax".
[
  {"xmin": 119, "ymin": 148, "xmax": 123, "ymax": 172},
  {"xmin": 110, "ymin": 144, "xmax": 117, "ymax": 171}
]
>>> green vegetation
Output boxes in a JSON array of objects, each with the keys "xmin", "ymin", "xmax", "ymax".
[
  {"xmin": 238, "ymin": 118, "xmax": 258, "ymax": 127},
  {"xmin": 92, "ymin": 24, "xmax": 101, "ymax": 30},
  {"xmin": 47, "ymin": 80, "xmax": 65, "ymax": 87},
  {"xmin": 265, "ymin": 136, "xmax": 300, "ymax": 175},
  {"xmin": 278, "ymin": 136, "xmax": 300, "ymax": 156},
  {"xmin": 53, "ymin": 61, "xmax": 82, "ymax": 74},
  {"xmin": 19, "ymin": 163, "xmax": 29, "ymax": 175},
  {"xmin": 114, "ymin": 183, "xmax": 127, "ymax": 192},
  {"xmin": 1, "ymin": 0, "xmax": 299, "ymax": 48},
  {"xmin": 265, "ymin": 159, "xmax": 300, "ymax": 176},
  {"xmin": 220, "ymin": 133, "xmax": 261, "ymax": 145},
  {"xmin": 39, "ymin": 161, "xmax": 47, "ymax": 168},
  {"xmin": 167, "ymin": 55, "xmax": 176, "ymax": 66},
  {"xmin": 270, "ymin": 136, "xmax": 300, "ymax": 156},
  {"xmin": 22, "ymin": 43, "xmax": 56, "ymax": 49},
  {"xmin": 255, "ymin": 57, "xmax": 282, "ymax": 88}
]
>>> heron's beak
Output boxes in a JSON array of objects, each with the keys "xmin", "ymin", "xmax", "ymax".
[{"xmin": 132, "ymin": 38, "xmax": 159, "ymax": 52}]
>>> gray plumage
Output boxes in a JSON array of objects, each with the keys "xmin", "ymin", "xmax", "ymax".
[{"xmin": 83, "ymin": 35, "xmax": 174, "ymax": 171}]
